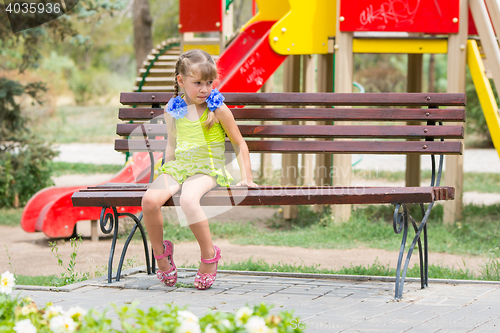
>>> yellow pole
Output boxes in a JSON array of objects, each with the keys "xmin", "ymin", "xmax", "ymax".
[{"xmin": 467, "ymin": 40, "xmax": 500, "ymax": 159}]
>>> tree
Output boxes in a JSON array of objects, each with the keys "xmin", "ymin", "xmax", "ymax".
[
  {"xmin": 132, "ymin": 0, "xmax": 153, "ymax": 75},
  {"xmin": 0, "ymin": 1, "xmax": 125, "ymax": 207}
]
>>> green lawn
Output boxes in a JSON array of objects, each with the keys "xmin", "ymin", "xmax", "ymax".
[
  {"xmin": 29, "ymin": 105, "xmax": 119, "ymax": 144},
  {"xmin": 162, "ymin": 204, "xmax": 500, "ymax": 257},
  {"xmin": 50, "ymin": 162, "xmax": 123, "ymax": 176}
]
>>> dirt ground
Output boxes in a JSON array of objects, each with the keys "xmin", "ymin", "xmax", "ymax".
[{"xmin": 1, "ymin": 205, "xmax": 488, "ymax": 279}]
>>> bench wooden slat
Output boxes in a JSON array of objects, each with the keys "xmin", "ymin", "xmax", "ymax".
[
  {"xmin": 120, "ymin": 92, "xmax": 466, "ymax": 106},
  {"xmin": 81, "ymin": 185, "xmax": 414, "ymax": 192},
  {"xmin": 118, "ymin": 107, "xmax": 466, "ymax": 122},
  {"xmin": 72, "ymin": 186, "xmax": 454, "ymax": 207},
  {"xmin": 117, "ymin": 124, "xmax": 464, "ymax": 139},
  {"xmin": 232, "ymin": 108, "xmax": 466, "ymax": 122},
  {"xmin": 77, "ymin": 185, "xmax": 454, "ymax": 204},
  {"xmin": 115, "ymin": 139, "xmax": 463, "ymax": 155}
]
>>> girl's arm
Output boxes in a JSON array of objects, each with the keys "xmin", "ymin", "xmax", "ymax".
[
  {"xmin": 215, "ymin": 104, "xmax": 258, "ymax": 187},
  {"xmin": 164, "ymin": 112, "xmax": 177, "ymax": 163}
]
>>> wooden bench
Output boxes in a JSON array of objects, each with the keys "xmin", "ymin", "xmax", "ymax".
[{"xmin": 71, "ymin": 92, "xmax": 466, "ymax": 300}]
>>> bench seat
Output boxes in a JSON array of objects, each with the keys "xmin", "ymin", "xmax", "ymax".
[{"xmin": 72, "ymin": 185, "xmax": 455, "ymax": 207}]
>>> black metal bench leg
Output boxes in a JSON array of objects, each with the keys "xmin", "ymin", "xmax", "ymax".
[
  {"xmin": 393, "ymin": 204, "xmax": 409, "ymax": 300},
  {"xmin": 100, "ymin": 207, "xmax": 120, "ymax": 283},
  {"xmin": 424, "ymin": 222, "xmax": 429, "ymax": 287},
  {"xmin": 116, "ymin": 223, "xmax": 138, "ymax": 282},
  {"xmin": 115, "ymin": 212, "xmax": 151, "ymax": 281},
  {"xmin": 99, "ymin": 207, "xmax": 152, "ymax": 283},
  {"xmin": 152, "ymin": 248, "xmax": 156, "ymax": 274},
  {"xmin": 393, "ymin": 203, "xmax": 434, "ymax": 300},
  {"xmin": 409, "ymin": 214, "xmax": 425, "ymax": 290}
]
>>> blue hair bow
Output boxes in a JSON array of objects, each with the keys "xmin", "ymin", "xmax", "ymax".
[
  {"xmin": 165, "ymin": 96, "xmax": 188, "ymax": 119},
  {"xmin": 206, "ymin": 89, "xmax": 225, "ymax": 111}
]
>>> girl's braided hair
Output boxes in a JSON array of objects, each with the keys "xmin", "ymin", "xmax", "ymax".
[
  {"xmin": 173, "ymin": 49, "xmax": 218, "ymax": 97},
  {"xmin": 167, "ymin": 49, "xmax": 219, "ymax": 134}
]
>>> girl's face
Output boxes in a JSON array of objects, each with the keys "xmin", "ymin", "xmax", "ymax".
[{"xmin": 177, "ymin": 71, "xmax": 214, "ymax": 105}]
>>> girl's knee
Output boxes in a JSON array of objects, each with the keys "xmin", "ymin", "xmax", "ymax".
[
  {"xmin": 179, "ymin": 193, "xmax": 201, "ymax": 211},
  {"xmin": 142, "ymin": 192, "xmax": 164, "ymax": 212}
]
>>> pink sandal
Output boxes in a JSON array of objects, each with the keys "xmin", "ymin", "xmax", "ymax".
[
  {"xmin": 195, "ymin": 245, "xmax": 221, "ymax": 290},
  {"xmin": 153, "ymin": 240, "xmax": 177, "ymax": 287}
]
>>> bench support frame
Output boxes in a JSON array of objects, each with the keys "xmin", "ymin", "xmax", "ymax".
[
  {"xmin": 393, "ymin": 146, "xmax": 444, "ymax": 300},
  {"xmin": 99, "ymin": 206, "xmax": 151, "ymax": 283}
]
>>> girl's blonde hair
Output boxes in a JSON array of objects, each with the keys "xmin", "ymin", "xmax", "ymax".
[{"xmin": 167, "ymin": 49, "xmax": 219, "ymax": 135}]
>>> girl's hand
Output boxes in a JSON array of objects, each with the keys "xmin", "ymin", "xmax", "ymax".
[{"xmin": 235, "ymin": 179, "xmax": 259, "ymax": 187}]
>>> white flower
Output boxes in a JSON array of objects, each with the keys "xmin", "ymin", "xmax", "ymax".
[
  {"xmin": 235, "ymin": 306, "xmax": 253, "ymax": 326},
  {"xmin": 220, "ymin": 319, "xmax": 231, "ymax": 328},
  {"xmin": 49, "ymin": 315, "xmax": 77, "ymax": 333},
  {"xmin": 66, "ymin": 306, "xmax": 87, "ymax": 322},
  {"xmin": 20, "ymin": 306, "xmax": 31, "ymax": 316},
  {"xmin": 204, "ymin": 323, "xmax": 217, "ymax": 333},
  {"xmin": 0, "ymin": 271, "xmax": 15, "ymax": 295},
  {"xmin": 176, "ymin": 320, "xmax": 201, "ymax": 333},
  {"xmin": 178, "ymin": 310, "xmax": 199, "ymax": 324},
  {"xmin": 245, "ymin": 316, "xmax": 269, "ymax": 333},
  {"xmin": 13, "ymin": 319, "xmax": 37, "ymax": 333},
  {"xmin": 43, "ymin": 305, "xmax": 64, "ymax": 321}
]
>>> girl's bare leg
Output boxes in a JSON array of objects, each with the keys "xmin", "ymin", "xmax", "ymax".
[
  {"xmin": 179, "ymin": 174, "xmax": 218, "ymax": 288},
  {"xmin": 142, "ymin": 173, "xmax": 181, "ymax": 272}
]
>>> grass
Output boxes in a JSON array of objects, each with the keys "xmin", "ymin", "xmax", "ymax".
[
  {"xmin": 15, "ymin": 275, "xmax": 58, "ymax": 286},
  {"xmin": 7, "ymin": 202, "xmax": 500, "ymax": 286},
  {"xmin": 50, "ymin": 161, "xmax": 123, "ymax": 176},
  {"xmin": 353, "ymin": 169, "xmax": 500, "ymax": 194},
  {"xmin": 29, "ymin": 105, "xmax": 119, "ymax": 144},
  {"xmin": 157, "ymin": 204, "xmax": 500, "ymax": 257},
  {"xmin": 219, "ymin": 204, "xmax": 500, "ymax": 257},
  {"xmin": 14, "ymin": 252, "xmax": 500, "ymax": 287},
  {"xmin": 5, "ymin": 201, "xmax": 499, "ymax": 258},
  {"xmin": 0, "ymin": 208, "xmax": 23, "ymax": 227},
  {"xmin": 183, "ymin": 257, "xmax": 498, "ymax": 281}
]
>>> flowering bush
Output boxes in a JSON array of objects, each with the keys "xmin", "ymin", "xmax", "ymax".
[{"xmin": 0, "ymin": 271, "xmax": 304, "ymax": 333}]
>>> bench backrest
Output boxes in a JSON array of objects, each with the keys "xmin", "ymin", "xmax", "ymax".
[{"xmin": 116, "ymin": 92, "xmax": 465, "ymax": 158}]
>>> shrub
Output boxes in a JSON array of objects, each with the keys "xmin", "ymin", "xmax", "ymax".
[
  {"xmin": 0, "ymin": 136, "xmax": 57, "ymax": 208},
  {"xmin": 0, "ymin": 77, "xmax": 58, "ymax": 208}
]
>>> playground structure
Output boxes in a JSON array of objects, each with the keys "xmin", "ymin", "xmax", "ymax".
[
  {"xmin": 22, "ymin": 0, "xmax": 500, "ymax": 238},
  {"xmin": 129, "ymin": 0, "xmax": 500, "ymax": 224}
]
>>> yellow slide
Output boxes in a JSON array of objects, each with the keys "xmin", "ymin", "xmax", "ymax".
[
  {"xmin": 241, "ymin": 0, "xmax": 335, "ymax": 55},
  {"xmin": 467, "ymin": 39, "xmax": 500, "ymax": 159}
]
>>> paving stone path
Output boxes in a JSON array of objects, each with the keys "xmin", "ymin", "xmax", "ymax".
[{"xmin": 14, "ymin": 268, "xmax": 500, "ymax": 332}]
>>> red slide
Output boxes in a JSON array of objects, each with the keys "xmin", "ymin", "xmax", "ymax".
[
  {"xmin": 216, "ymin": 21, "xmax": 287, "ymax": 93},
  {"xmin": 21, "ymin": 152, "xmax": 161, "ymax": 238}
]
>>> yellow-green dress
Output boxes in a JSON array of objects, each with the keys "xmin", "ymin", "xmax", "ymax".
[{"xmin": 158, "ymin": 108, "xmax": 233, "ymax": 187}]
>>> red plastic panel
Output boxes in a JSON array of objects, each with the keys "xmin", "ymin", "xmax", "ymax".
[
  {"xmin": 216, "ymin": 21, "xmax": 276, "ymax": 84},
  {"xmin": 340, "ymin": 0, "xmax": 460, "ymax": 34},
  {"xmin": 179, "ymin": 0, "xmax": 223, "ymax": 33},
  {"xmin": 21, "ymin": 152, "xmax": 161, "ymax": 238},
  {"xmin": 468, "ymin": 8, "xmax": 478, "ymax": 35},
  {"xmin": 216, "ymin": 22, "xmax": 287, "ymax": 93},
  {"xmin": 21, "ymin": 186, "xmax": 83, "ymax": 232},
  {"xmin": 41, "ymin": 193, "xmax": 143, "ymax": 238}
]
